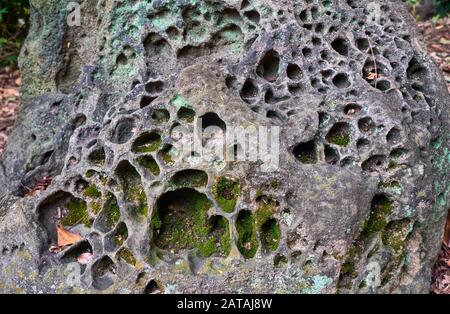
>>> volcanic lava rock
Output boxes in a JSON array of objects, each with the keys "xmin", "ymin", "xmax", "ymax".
[{"xmin": 0, "ymin": 0, "xmax": 449, "ymax": 294}]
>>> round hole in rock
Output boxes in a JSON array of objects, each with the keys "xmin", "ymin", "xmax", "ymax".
[
  {"xmin": 212, "ymin": 176, "xmax": 240, "ymax": 213},
  {"xmin": 145, "ymin": 80, "xmax": 164, "ymax": 94},
  {"xmin": 315, "ymin": 23, "xmax": 324, "ymax": 33},
  {"xmin": 321, "ymin": 69, "xmax": 333, "ymax": 78},
  {"xmin": 88, "ymin": 147, "xmax": 105, "ymax": 166},
  {"xmin": 92, "ymin": 256, "xmax": 116, "ymax": 291},
  {"xmin": 144, "ymin": 280, "xmax": 162, "ymax": 294},
  {"xmin": 361, "ymin": 155, "xmax": 387, "ymax": 172},
  {"xmin": 357, "ymin": 138, "xmax": 371, "ymax": 153},
  {"xmin": 200, "ymin": 112, "xmax": 226, "ymax": 131},
  {"xmin": 115, "ymin": 160, "xmax": 148, "ymax": 217},
  {"xmin": 356, "ymin": 38, "xmax": 369, "ymax": 51},
  {"xmin": 286, "ymin": 63, "xmax": 303, "ymax": 81},
  {"xmin": 94, "ymin": 193, "xmax": 121, "ymax": 233},
  {"xmin": 256, "ymin": 49, "xmax": 280, "ymax": 82},
  {"xmin": 151, "ymin": 108, "xmax": 170, "ymax": 122},
  {"xmin": 132, "ymin": 132, "xmax": 162, "ymax": 153},
  {"xmin": 170, "ymin": 169, "xmax": 208, "ymax": 188},
  {"xmin": 331, "ymin": 37, "xmax": 349, "ymax": 56},
  {"xmin": 274, "ymin": 254, "xmax": 288, "ymax": 267},
  {"xmin": 236, "ymin": 209, "xmax": 259, "ymax": 259},
  {"xmin": 344, "ymin": 103, "xmax": 362, "ymax": 115},
  {"xmin": 390, "ymin": 147, "xmax": 407, "ymax": 159},
  {"xmin": 151, "ymin": 188, "xmax": 229, "ymax": 257},
  {"xmin": 332, "ymin": 73, "xmax": 350, "ymax": 88},
  {"xmin": 386, "ymin": 127, "xmax": 401, "ymax": 145},
  {"xmin": 116, "ymin": 53, "xmax": 127, "ymax": 65},
  {"xmin": 110, "ymin": 118, "xmax": 136, "ymax": 144},
  {"xmin": 244, "ymin": 10, "xmax": 260, "ymax": 24},
  {"xmin": 340, "ymin": 156, "xmax": 355, "ymax": 168},
  {"xmin": 159, "ymin": 144, "xmax": 177, "ymax": 165},
  {"xmin": 293, "ymin": 140, "xmax": 317, "ymax": 164},
  {"xmin": 260, "ymin": 218, "xmax": 281, "ymax": 251},
  {"xmin": 376, "ymin": 79, "xmax": 391, "ymax": 91},
  {"xmin": 225, "ymin": 75, "xmax": 237, "ymax": 89},
  {"xmin": 177, "ymin": 106, "xmax": 196, "ymax": 123},
  {"xmin": 61, "ymin": 240, "xmax": 93, "ymax": 264},
  {"xmin": 166, "ymin": 26, "xmax": 179, "ymax": 39},
  {"xmin": 302, "ymin": 47, "xmax": 312, "ymax": 58},
  {"xmin": 326, "ymin": 122, "xmax": 351, "ymax": 147},
  {"xmin": 140, "ymin": 95, "xmax": 157, "ymax": 108},
  {"xmin": 137, "ymin": 155, "xmax": 160, "ymax": 176},
  {"xmin": 266, "ymin": 110, "xmax": 284, "ymax": 121},
  {"xmin": 358, "ymin": 117, "xmax": 375, "ymax": 134},
  {"xmin": 320, "ymin": 50, "xmax": 331, "ymax": 61},
  {"xmin": 288, "ymin": 83, "xmax": 302, "ymax": 95},
  {"xmin": 264, "ymin": 88, "xmax": 288, "ymax": 104},
  {"xmin": 324, "ymin": 145, "xmax": 339, "ymax": 165},
  {"xmin": 104, "ymin": 222, "xmax": 128, "ymax": 252},
  {"xmin": 240, "ymin": 78, "xmax": 259, "ymax": 101}
]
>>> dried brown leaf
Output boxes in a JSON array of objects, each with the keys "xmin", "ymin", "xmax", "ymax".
[
  {"xmin": 57, "ymin": 225, "xmax": 81, "ymax": 247},
  {"xmin": 366, "ymin": 72, "xmax": 378, "ymax": 80}
]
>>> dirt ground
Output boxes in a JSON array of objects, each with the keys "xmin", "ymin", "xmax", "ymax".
[
  {"xmin": 0, "ymin": 67, "xmax": 20, "ymax": 156},
  {"xmin": 0, "ymin": 18, "xmax": 448, "ymax": 294}
]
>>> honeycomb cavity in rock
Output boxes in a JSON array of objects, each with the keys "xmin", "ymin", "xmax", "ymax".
[{"xmin": 2, "ymin": 0, "xmax": 447, "ymax": 294}]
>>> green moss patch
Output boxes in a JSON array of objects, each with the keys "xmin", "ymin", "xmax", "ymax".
[
  {"xmin": 132, "ymin": 132, "xmax": 162, "ymax": 153},
  {"xmin": 378, "ymin": 180, "xmax": 403, "ymax": 195},
  {"xmin": 113, "ymin": 222, "xmax": 128, "ymax": 247},
  {"xmin": 338, "ymin": 243, "xmax": 363, "ymax": 290},
  {"xmin": 85, "ymin": 170, "xmax": 97, "ymax": 178},
  {"xmin": 116, "ymin": 161, "xmax": 148, "ymax": 217},
  {"xmin": 255, "ymin": 195, "xmax": 281, "ymax": 251},
  {"xmin": 159, "ymin": 144, "xmax": 176, "ymax": 164},
  {"xmin": 260, "ymin": 218, "xmax": 281, "ymax": 251},
  {"xmin": 89, "ymin": 201, "xmax": 102, "ymax": 215},
  {"xmin": 83, "ymin": 184, "xmax": 101, "ymax": 199},
  {"xmin": 236, "ymin": 210, "xmax": 259, "ymax": 258},
  {"xmin": 212, "ymin": 177, "xmax": 240, "ymax": 213},
  {"xmin": 274, "ymin": 254, "xmax": 288, "ymax": 267},
  {"xmin": 177, "ymin": 107, "xmax": 196, "ymax": 123},
  {"xmin": 326, "ymin": 122, "xmax": 351, "ymax": 147},
  {"xmin": 170, "ymin": 169, "xmax": 208, "ymax": 188},
  {"xmin": 361, "ymin": 194, "xmax": 394, "ymax": 239},
  {"xmin": 381, "ymin": 252, "xmax": 406, "ymax": 286},
  {"xmin": 88, "ymin": 147, "xmax": 106, "ymax": 166},
  {"xmin": 116, "ymin": 247, "xmax": 136, "ymax": 266},
  {"xmin": 137, "ymin": 155, "xmax": 160, "ymax": 176},
  {"xmin": 152, "ymin": 188, "xmax": 230, "ymax": 257},
  {"xmin": 104, "ymin": 193, "xmax": 121, "ymax": 228},
  {"xmin": 62, "ymin": 198, "xmax": 90, "ymax": 227},
  {"xmin": 209, "ymin": 215, "xmax": 231, "ymax": 256},
  {"xmin": 381, "ymin": 219, "xmax": 411, "ymax": 253},
  {"xmin": 294, "ymin": 140, "xmax": 317, "ymax": 164}
]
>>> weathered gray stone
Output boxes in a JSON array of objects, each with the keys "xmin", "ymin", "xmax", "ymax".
[{"xmin": 0, "ymin": 0, "xmax": 449, "ymax": 294}]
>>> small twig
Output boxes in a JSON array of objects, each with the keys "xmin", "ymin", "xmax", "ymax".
[{"xmin": 367, "ymin": 38, "xmax": 378, "ymax": 89}]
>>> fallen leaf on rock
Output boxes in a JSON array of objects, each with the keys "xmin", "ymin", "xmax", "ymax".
[
  {"xmin": 57, "ymin": 225, "xmax": 82, "ymax": 247},
  {"xmin": 77, "ymin": 252, "xmax": 94, "ymax": 265},
  {"xmin": 366, "ymin": 72, "xmax": 378, "ymax": 80},
  {"xmin": 24, "ymin": 176, "xmax": 53, "ymax": 197}
]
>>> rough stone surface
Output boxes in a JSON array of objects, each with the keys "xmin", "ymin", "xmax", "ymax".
[{"xmin": 0, "ymin": 0, "xmax": 449, "ymax": 294}]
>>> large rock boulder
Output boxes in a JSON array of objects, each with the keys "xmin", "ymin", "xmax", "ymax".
[{"xmin": 0, "ymin": 0, "xmax": 448, "ymax": 293}]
